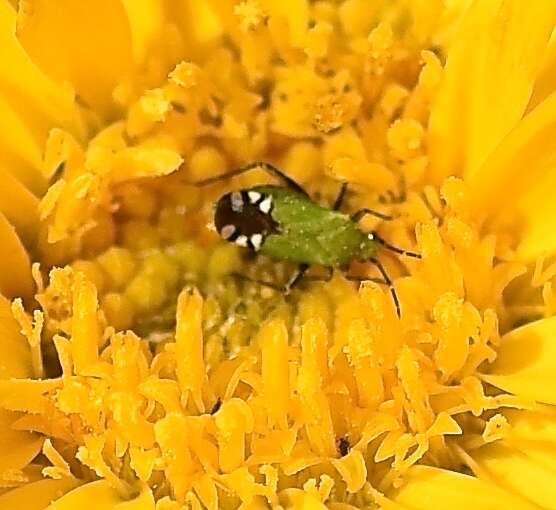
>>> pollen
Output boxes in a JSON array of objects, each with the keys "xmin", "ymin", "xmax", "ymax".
[{"xmin": 234, "ymin": 0, "xmax": 267, "ymax": 33}]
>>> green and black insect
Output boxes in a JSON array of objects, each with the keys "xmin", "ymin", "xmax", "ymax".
[{"xmin": 196, "ymin": 162, "xmax": 420, "ymax": 316}]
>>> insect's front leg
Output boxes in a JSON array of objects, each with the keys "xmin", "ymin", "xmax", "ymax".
[
  {"xmin": 351, "ymin": 208, "xmax": 393, "ymax": 222},
  {"xmin": 333, "ymin": 182, "xmax": 348, "ymax": 211}
]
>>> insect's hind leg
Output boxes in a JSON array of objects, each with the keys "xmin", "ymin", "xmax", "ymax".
[
  {"xmin": 348, "ymin": 258, "xmax": 401, "ymax": 318},
  {"xmin": 231, "ymin": 263, "xmax": 310, "ymax": 294},
  {"xmin": 191, "ymin": 161, "xmax": 308, "ymax": 196}
]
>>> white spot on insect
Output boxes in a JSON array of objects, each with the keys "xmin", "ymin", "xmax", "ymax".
[
  {"xmin": 248, "ymin": 191, "xmax": 262, "ymax": 203},
  {"xmin": 221, "ymin": 224, "xmax": 236, "ymax": 239},
  {"xmin": 367, "ymin": 233, "xmax": 375, "ymax": 240},
  {"xmin": 231, "ymin": 191, "xmax": 243, "ymax": 212},
  {"xmin": 250, "ymin": 233, "xmax": 263, "ymax": 251},
  {"xmin": 235, "ymin": 235, "xmax": 248, "ymax": 247},
  {"xmin": 259, "ymin": 196, "xmax": 272, "ymax": 214}
]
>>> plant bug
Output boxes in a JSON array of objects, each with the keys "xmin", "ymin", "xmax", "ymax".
[{"xmin": 195, "ymin": 162, "xmax": 420, "ymax": 316}]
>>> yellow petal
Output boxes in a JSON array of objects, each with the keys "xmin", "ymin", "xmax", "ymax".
[
  {"xmin": 46, "ymin": 480, "xmax": 155, "ymax": 510},
  {"xmin": 467, "ymin": 90, "xmax": 556, "ymax": 261},
  {"xmin": 480, "ymin": 316, "xmax": 556, "ymax": 404},
  {"xmin": 0, "ymin": 170, "xmax": 39, "ymax": 244},
  {"xmin": 0, "ymin": 1, "xmax": 84, "ymax": 144},
  {"xmin": 17, "ymin": 0, "xmax": 134, "ymax": 119},
  {"xmin": 121, "ymin": 0, "xmax": 165, "ymax": 65},
  {"xmin": 0, "ymin": 93, "xmax": 44, "ymax": 194},
  {"xmin": 170, "ymin": 0, "xmax": 222, "ymax": 53},
  {"xmin": 509, "ymin": 430, "xmax": 556, "ymax": 478},
  {"xmin": 0, "ymin": 294, "xmax": 32, "ymax": 379},
  {"xmin": 473, "ymin": 442, "xmax": 556, "ymax": 509},
  {"xmin": 504, "ymin": 407, "xmax": 556, "ymax": 444},
  {"xmin": 0, "ymin": 212, "xmax": 33, "ymax": 302},
  {"xmin": 428, "ymin": 0, "xmax": 556, "ymax": 183},
  {"xmin": 392, "ymin": 465, "xmax": 537, "ymax": 509},
  {"xmin": 279, "ymin": 488, "xmax": 327, "ymax": 510},
  {"xmin": 111, "ymin": 147, "xmax": 183, "ymax": 182},
  {"xmin": 0, "ymin": 379, "xmax": 61, "ymax": 414},
  {"xmin": 0, "ymin": 477, "xmax": 81, "ymax": 510},
  {"xmin": 528, "ymin": 38, "xmax": 556, "ymax": 111},
  {"xmin": 331, "ymin": 449, "xmax": 367, "ymax": 493},
  {"xmin": 0, "ymin": 409, "xmax": 43, "ymax": 474}
]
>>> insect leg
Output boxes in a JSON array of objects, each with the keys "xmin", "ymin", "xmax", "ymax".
[
  {"xmin": 351, "ymin": 208, "xmax": 393, "ymax": 222},
  {"xmin": 372, "ymin": 233, "xmax": 421, "ymax": 259},
  {"xmin": 192, "ymin": 161, "xmax": 309, "ymax": 196},
  {"xmin": 333, "ymin": 182, "xmax": 348, "ymax": 211},
  {"xmin": 231, "ymin": 263, "xmax": 310, "ymax": 293},
  {"xmin": 355, "ymin": 258, "xmax": 401, "ymax": 318},
  {"xmin": 231, "ymin": 272, "xmax": 283, "ymax": 291},
  {"xmin": 284, "ymin": 263, "xmax": 310, "ymax": 293},
  {"xmin": 304, "ymin": 266, "xmax": 334, "ymax": 283}
]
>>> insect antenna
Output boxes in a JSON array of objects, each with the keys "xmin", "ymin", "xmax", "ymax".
[
  {"xmin": 189, "ymin": 161, "xmax": 308, "ymax": 196},
  {"xmin": 372, "ymin": 233, "xmax": 421, "ymax": 259}
]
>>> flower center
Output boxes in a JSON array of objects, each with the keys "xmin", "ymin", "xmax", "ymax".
[{"xmin": 11, "ymin": 11, "xmax": 533, "ymax": 508}]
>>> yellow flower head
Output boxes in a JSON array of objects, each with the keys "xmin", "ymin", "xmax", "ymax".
[{"xmin": 2, "ymin": 0, "xmax": 556, "ymax": 509}]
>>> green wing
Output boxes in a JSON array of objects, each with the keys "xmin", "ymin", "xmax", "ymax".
[{"xmin": 254, "ymin": 186, "xmax": 376, "ymax": 266}]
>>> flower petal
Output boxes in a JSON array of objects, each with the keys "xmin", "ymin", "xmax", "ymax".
[
  {"xmin": 392, "ymin": 465, "xmax": 537, "ymax": 509},
  {"xmin": 0, "ymin": 170, "xmax": 39, "ymax": 244},
  {"xmin": 0, "ymin": 212, "xmax": 33, "ymax": 302},
  {"xmin": 480, "ymin": 316, "xmax": 556, "ymax": 404},
  {"xmin": 0, "ymin": 477, "xmax": 81, "ymax": 510},
  {"xmin": 0, "ymin": 93, "xmax": 44, "ymax": 195},
  {"xmin": 17, "ymin": 0, "xmax": 134, "ymax": 118},
  {"xmin": 0, "ymin": 1, "xmax": 85, "ymax": 145},
  {"xmin": 0, "ymin": 409, "xmax": 43, "ymax": 474},
  {"xmin": 528, "ymin": 38, "xmax": 556, "ymax": 111},
  {"xmin": 45, "ymin": 480, "xmax": 155, "ymax": 509},
  {"xmin": 506, "ymin": 411, "xmax": 556, "ymax": 475},
  {"xmin": 472, "ymin": 442, "xmax": 556, "ymax": 509},
  {"xmin": 466, "ymin": 90, "xmax": 556, "ymax": 261},
  {"xmin": 0, "ymin": 294, "xmax": 32, "ymax": 379},
  {"xmin": 428, "ymin": 0, "xmax": 556, "ymax": 183},
  {"xmin": 121, "ymin": 0, "xmax": 166, "ymax": 65}
]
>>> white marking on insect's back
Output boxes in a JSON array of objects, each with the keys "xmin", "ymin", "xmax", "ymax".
[
  {"xmin": 220, "ymin": 224, "xmax": 236, "ymax": 239},
  {"xmin": 250, "ymin": 233, "xmax": 263, "ymax": 251},
  {"xmin": 235, "ymin": 235, "xmax": 248, "ymax": 247},
  {"xmin": 248, "ymin": 191, "xmax": 262, "ymax": 203},
  {"xmin": 367, "ymin": 233, "xmax": 374, "ymax": 240},
  {"xmin": 231, "ymin": 191, "xmax": 244, "ymax": 212},
  {"xmin": 259, "ymin": 196, "xmax": 272, "ymax": 214}
]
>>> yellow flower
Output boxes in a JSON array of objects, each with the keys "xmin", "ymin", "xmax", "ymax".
[{"xmin": 2, "ymin": 0, "xmax": 556, "ymax": 508}]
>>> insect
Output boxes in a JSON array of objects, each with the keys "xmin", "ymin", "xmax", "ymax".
[
  {"xmin": 337, "ymin": 436, "xmax": 351, "ymax": 457},
  {"xmin": 195, "ymin": 162, "xmax": 420, "ymax": 316}
]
